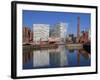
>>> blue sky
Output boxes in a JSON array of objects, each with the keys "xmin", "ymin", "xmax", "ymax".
[{"xmin": 23, "ymin": 10, "xmax": 90, "ymax": 36}]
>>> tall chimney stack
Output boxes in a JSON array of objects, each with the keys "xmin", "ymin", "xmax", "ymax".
[{"xmin": 77, "ymin": 16, "xmax": 80, "ymax": 38}]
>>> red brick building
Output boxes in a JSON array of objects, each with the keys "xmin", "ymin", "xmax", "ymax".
[
  {"xmin": 79, "ymin": 31, "xmax": 89, "ymax": 44},
  {"xmin": 23, "ymin": 27, "xmax": 33, "ymax": 44}
]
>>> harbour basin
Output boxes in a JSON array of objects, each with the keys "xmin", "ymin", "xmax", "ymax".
[{"xmin": 23, "ymin": 44, "xmax": 91, "ymax": 69}]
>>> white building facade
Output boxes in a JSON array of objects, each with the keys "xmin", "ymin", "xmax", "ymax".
[
  {"xmin": 50, "ymin": 22, "xmax": 68, "ymax": 43},
  {"xmin": 33, "ymin": 24, "xmax": 49, "ymax": 44},
  {"xmin": 59, "ymin": 22, "xmax": 67, "ymax": 39}
]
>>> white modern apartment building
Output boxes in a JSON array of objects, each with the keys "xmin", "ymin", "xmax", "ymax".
[
  {"xmin": 59, "ymin": 22, "xmax": 67, "ymax": 39},
  {"xmin": 33, "ymin": 24, "xmax": 49, "ymax": 44},
  {"xmin": 51, "ymin": 22, "xmax": 68, "ymax": 43}
]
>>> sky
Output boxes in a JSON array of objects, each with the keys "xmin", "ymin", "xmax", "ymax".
[{"xmin": 23, "ymin": 10, "xmax": 91, "ymax": 36}]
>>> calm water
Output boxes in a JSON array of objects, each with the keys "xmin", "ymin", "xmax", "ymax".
[{"xmin": 23, "ymin": 45, "xmax": 91, "ymax": 69}]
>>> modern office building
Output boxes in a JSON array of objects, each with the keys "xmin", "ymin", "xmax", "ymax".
[
  {"xmin": 50, "ymin": 22, "xmax": 68, "ymax": 43},
  {"xmin": 33, "ymin": 24, "xmax": 49, "ymax": 44}
]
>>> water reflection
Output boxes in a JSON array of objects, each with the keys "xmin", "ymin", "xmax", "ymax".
[{"xmin": 23, "ymin": 45, "xmax": 90, "ymax": 69}]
